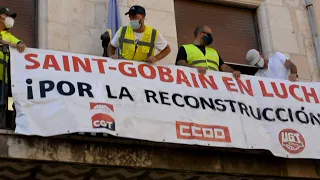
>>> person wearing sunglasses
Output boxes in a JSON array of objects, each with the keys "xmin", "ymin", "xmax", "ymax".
[
  {"xmin": 246, "ymin": 49, "xmax": 298, "ymax": 82},
  {"xmin": 175, "ymin": 25, "xmax": 240, "ymax": 79}
]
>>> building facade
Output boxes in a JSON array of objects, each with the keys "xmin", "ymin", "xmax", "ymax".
[
  {"xmin": 1, "ymin": 0, "xmax": 320, "ymax": 179},
  {"xmin": 3, "ymin": 0, "xmax": 320, "ymax": 81}
]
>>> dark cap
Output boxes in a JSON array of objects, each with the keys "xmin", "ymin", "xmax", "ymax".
[
  {"xmin": 125, "ymin": 5, "xmax": 146, "ymax": 16},
  {"xmin": 0, "ymin": 7, "xmax": 16, "ymax": 18}
]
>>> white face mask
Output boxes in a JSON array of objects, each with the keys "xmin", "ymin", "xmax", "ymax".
[
  {"xmin": 3, "ymin": 17, "xmax": 14, "ymax": 29},
  {"xmin": 256, "ymin": 58, "xmax": 265, "ymax": 68},
  {"xmin": 130, "ymin": 20, "xmax": 141, "ymax": 30}
]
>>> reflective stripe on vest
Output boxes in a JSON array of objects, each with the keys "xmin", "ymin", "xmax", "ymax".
[
  {"xmin": 183, "ymin": 44, "xmax": 220, "ymax": 71},
  {"xmin": 0, "ymin": 31, "xmax": 19, "ymax": 83},
  {"xmin": 118, "ymin": 26, "xmax": 157, "ymax": 61}
]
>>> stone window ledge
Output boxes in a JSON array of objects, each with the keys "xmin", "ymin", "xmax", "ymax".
[{"xmin": 197, "ymin": 0, "xmax": 265, "ymax": 8}]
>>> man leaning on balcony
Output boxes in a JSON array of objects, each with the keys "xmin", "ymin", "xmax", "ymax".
[
  {"xmin": 246, "ymin": 49, "xmax": 298, "ymax": 82},
  {"xmin": 107, "ymin": 5, "xmax": 171, "ymax": 63},
  {"xmin": 176, "ymin": 25, "xmax": 241, "ymax": 79},
  {"xmin": 0, "ymin": 7, "xmax": 26, "ymax": 102}
]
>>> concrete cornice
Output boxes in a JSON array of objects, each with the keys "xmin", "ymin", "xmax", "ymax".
[
  {"xmin": 0, "ymin": 133, "xmax": 319, "ymax": 179},
  {"xmin": 197, "ymin": 0, "xmax": 265, "ymax": 8}
]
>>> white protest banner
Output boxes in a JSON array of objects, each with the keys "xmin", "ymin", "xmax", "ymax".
[{"xmin": 10, "ymin": 48, "xmax": 320, "ymax": 159}]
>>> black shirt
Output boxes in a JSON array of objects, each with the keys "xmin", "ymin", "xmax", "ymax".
[{"xmin": 175, "ymin": 45, "xmax": 224, "ymax": 70}]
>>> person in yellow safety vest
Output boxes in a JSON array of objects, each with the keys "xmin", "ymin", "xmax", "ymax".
[
  {"xmin": 0, "ymin": 7, "xmax": 26, "ymax": 107},
  {"xmin": 176, "ymin": 25, "xmax": 241, "ymax": 79},
  {"xmin": 108, "ymin": 5, "xmax": 171, "ymax": 63},
  {"xmin": 0, "ymin": 7, "xmax": 26, "ymax": 84}
]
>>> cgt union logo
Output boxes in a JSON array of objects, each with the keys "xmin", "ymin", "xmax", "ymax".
[
  {"xmin": 279, "ymin": 129, "xmax": 305, "ymax": 154},
  {"xmin": 90, "ymin": 102, "xmax": 115, "ymax": 131},
  {"xmin": 176, "ymin": 121, "xmax": 231, "ymax": 142}
]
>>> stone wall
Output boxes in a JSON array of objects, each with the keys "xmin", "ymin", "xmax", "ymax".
[
  {"xmin": 44, "ymin": 0, "xmax": 106, "ymax": 56},
  {"xmin": 258, "ymin": 0, "xmax": 319, "ymax": 81},
  {"xmin": 313, "ymin": 0, "xmax": 320, "ymax": 80}
]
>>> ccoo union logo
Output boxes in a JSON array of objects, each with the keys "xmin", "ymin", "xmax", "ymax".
[
  {"xmin": 279, "ymin": 129, "xmax": 305, "ymax": 154},
  {"xmin": 90, "ymin": 102, "xmax": 115, "ymax": 131}
]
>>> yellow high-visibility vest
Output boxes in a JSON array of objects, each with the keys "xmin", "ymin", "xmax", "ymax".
[
  {"xmin": 183, "ymin": 44, "xmax": 220, "ymax": 71},
  {"xmin": 0, "ymin": 31, "xmax": 21, "ymax": 83},
  {"xmin": 118, "ymin": 25, "xmax": 159, "ymax": 61}
]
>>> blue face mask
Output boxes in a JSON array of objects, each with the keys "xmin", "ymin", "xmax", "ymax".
[{"xmin": 130, "ymin": 19, "xmax": 141, "ymax": 30}]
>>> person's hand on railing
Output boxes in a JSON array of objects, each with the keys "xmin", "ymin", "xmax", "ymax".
[
  {"xmin": 146, "ymin": 56, "xmax": 158, "ymax": 63},
  {"xmin": 288, "ymin": 73, "xmax": 298, "ymax": 82},
  {"xmin": 233, "ymin": 70, "xmax": 241, "ymax": 79},
  {"xmin": 110, "ymin": 55, "xmax": 124, "ymax": 60},
  {"xmin": 196, "ymin": 66, "xmax": 207, "ymax": 75},
  {"xmin": 110, "ymin": 54, "xmax": 120, "ymax": 59},
  {"xmin": 16, "ymin": 42, "xmax": 26, "ymax": 53}
]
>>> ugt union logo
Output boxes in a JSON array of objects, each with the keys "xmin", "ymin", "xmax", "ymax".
[{"xmin": 279, "ymin": 129, "xmax": 305, "ymax": 154}]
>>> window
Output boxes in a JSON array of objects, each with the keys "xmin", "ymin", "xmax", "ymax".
[{"xmin": 174, "ymin": 0, "xmax": 260, "ymax": 65}]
